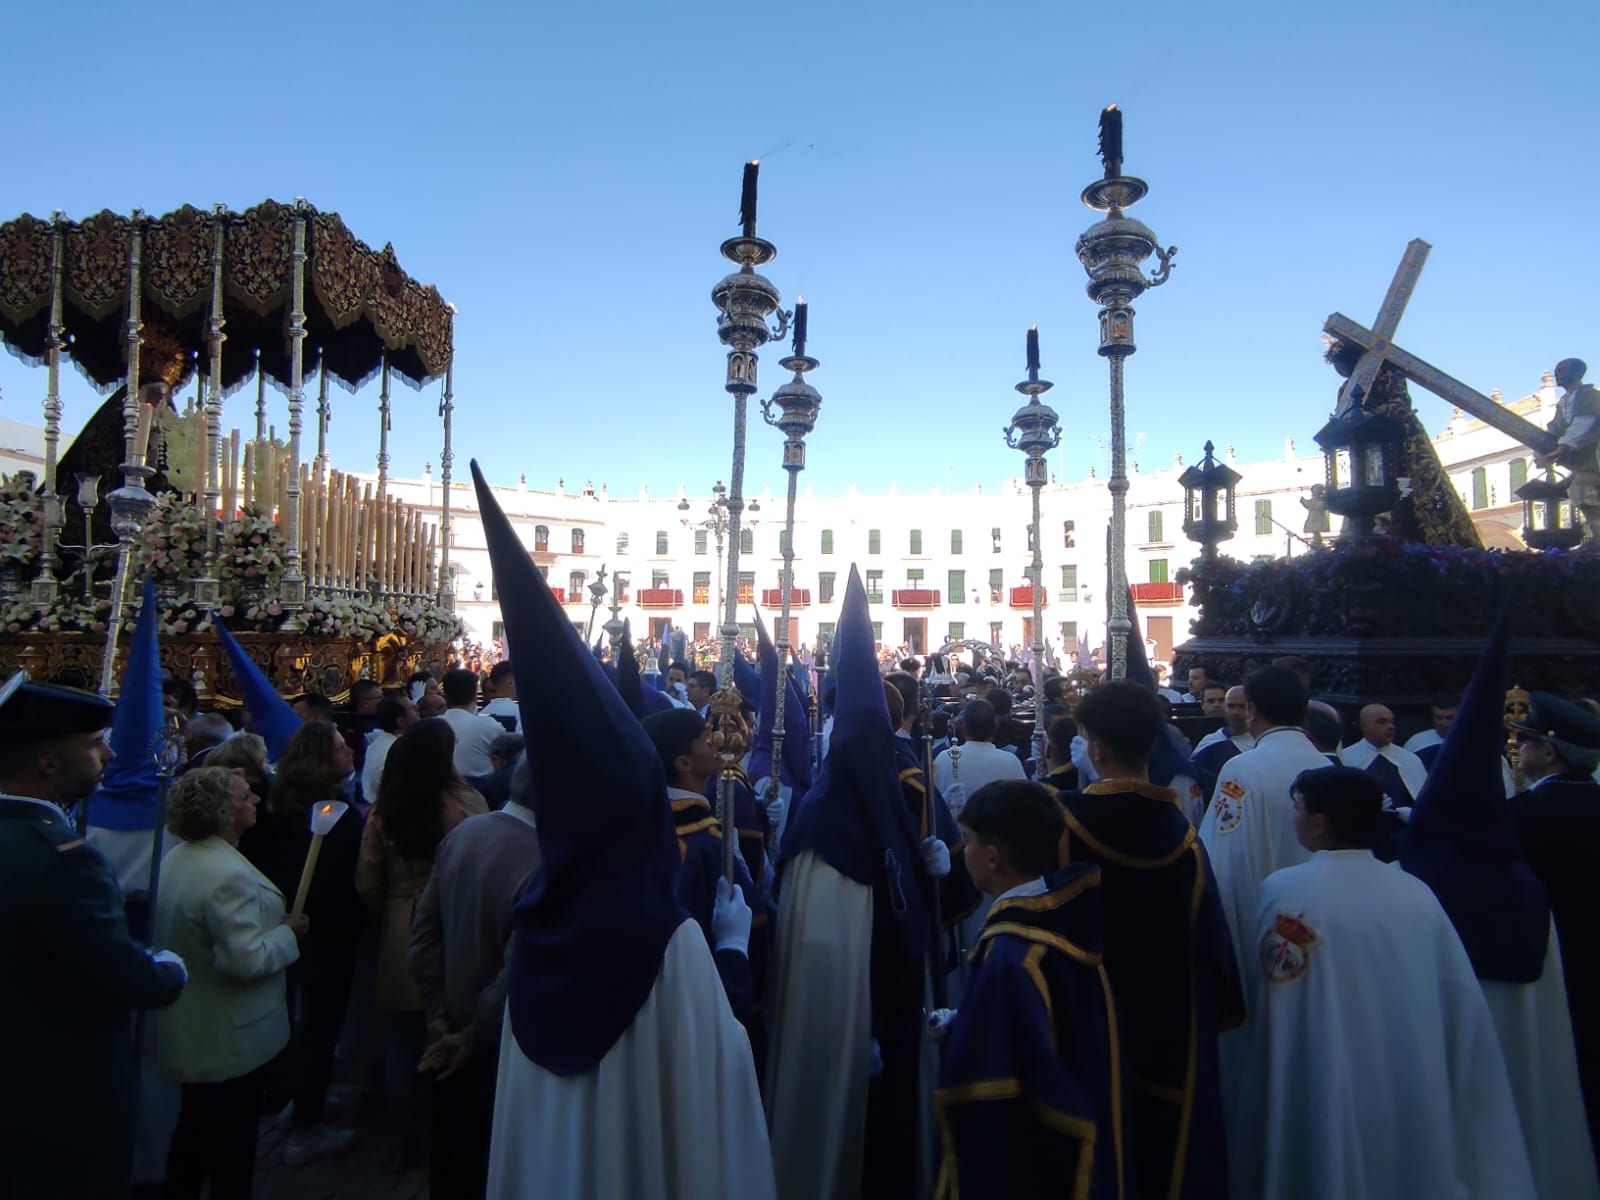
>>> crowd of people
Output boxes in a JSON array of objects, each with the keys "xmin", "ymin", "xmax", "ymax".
[{"xmin": 5, "ymin": 493, "xmax": 1600, "ymax": 1198}]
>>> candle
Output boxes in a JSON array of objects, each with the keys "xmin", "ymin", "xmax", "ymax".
[
  {"xmin": 242, "ymin": 442, "xmax": 255, "ymax": 511},
  {"xmin": 1099, "ymin": 104, "xmax": 1123, "ymax": 176},
  {"xmin": 740, "ymin": 160, "xmax": 759, "ymax": 238},
  {"xmin": 197, "ymin": 416, "xmax": 209, "ymax": 504},
  {"xmin": 131, "ymin": 404, "xmax": 155, "ymax": 466},
  {"xmin": 793, "ymin": 297, "xmax": 808, "ymax": 357},
  {"xmin": 227, "ymin": 432, "xmax": 241, "ymax": 516},
  {"xmin": 1026, "ymin": 325, "xmax": 1040, "ymax": 373}
]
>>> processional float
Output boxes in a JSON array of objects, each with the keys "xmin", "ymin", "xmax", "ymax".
[{"xmin": 0, "ymin": 200, "xmax": 462, "ymax": 701}]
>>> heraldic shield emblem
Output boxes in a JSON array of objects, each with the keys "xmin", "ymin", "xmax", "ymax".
[{"xmin": 1260, "ymin": 912, "xmax": 1319, "ymax": 983}]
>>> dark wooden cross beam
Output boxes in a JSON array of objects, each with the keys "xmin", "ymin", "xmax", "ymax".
[{"xmin": 1325, "ymin": 239, "xmax": 1558, "ymax": 457}]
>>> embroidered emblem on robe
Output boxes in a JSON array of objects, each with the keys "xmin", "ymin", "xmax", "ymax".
[
  {"xmin": 1260, "ymin": 911, "xmax": 1318, "ymax": 983},
  {"xmin": 1213, "ymin": 781, "xmax": 1245, "ymax": 833}
]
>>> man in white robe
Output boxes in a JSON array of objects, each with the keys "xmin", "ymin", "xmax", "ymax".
[
  {"xmin": 1198, "ymin": 665, "xmax": 1327, "ymax": 1200},
  {"xmin": 1255, "ymin": 765, "xmax": 1536, "ymax": 1200},
  {"xmin": 1341, "ymin": 703, "xmax": 1428, "ymax": 807}
]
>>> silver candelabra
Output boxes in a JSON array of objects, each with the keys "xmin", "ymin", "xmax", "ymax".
[
  {"xmin": 760, "ymin": 301, "xmax": 822, "ymax": 806},
  {"xmin": 1074, "ymin": 106, "xmax": 1175, "ymax": 679},
  {"xmin": 1003, "ymin": 327, "xmax": 1060, "ymax": 763}
]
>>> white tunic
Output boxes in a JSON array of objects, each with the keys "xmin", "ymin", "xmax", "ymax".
[
  {"xmin": 1402, "ymin": 728, "xmax": 1442, "ymax": 754},
  {"xmin": 1340, "ymin": 738, "xmax": 1429, "ymax": 802},
  {"xmin": 1194, "ymin": 728, "xmax": 1257, "ymax": 755},
  {"xmin": 1199, "ymin": 726, "xmax": 1326, "ymax": 1200},
  {"xmin": 1254, "ymin": 851, "xmax": 1535, "ymax": 1200},
  {"xmin": 486, "ymin": 919, "xmax": 776, "ymax": 1200},
  {"xmin": 764, "ymin": 851, "xmax": 876, "ymax": 1200},
  {"xmin": 1481, "ymin": 924, "xmax": 1600, "ymax": 1199}
]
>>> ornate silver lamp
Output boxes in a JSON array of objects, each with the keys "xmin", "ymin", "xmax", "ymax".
[
  {"xmin": 709, "ymin": 160, "xmax": 789, "ymax": 878},
  {"xmin": 1517, "ymin": 468, "xmax": 1582, "ymax": 551},
  {"xmin": 760, "ymin": 299, "xmax": 822, "ymax": 806},
  {"xmin": 1003, "ymin": 326, "xmax": 1061, "ymax": 763},
  {"xmin": 1075, "ymin": 105, "xmax": 1176, "ymax": 679},
  {"xmin": 1179, "ymin": 440, "xmax": 1242, "ymax": 559},
  {"xmin": 1313, "ymin": 409, "xmax": 1405, "ymax": 541},
  {"xmin": 99, "ymin": 461, "xmax": 157, "ymax": 696}
]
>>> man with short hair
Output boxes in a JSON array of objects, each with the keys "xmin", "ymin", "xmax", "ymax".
[
  {"xmin": 1403, "ymin": 697, "xmax": 1457, "ymax": 759},
  {"xmin": 1058, "ymin": 681, "xmax": 1241, "ymax": 1198},
  {"xmin": 1036, "ymin": 716, "xmax": 1079, "ymax": 797},
  {"xmin": 1341, "ymin": 703, "xmax": 1428, "ymax": 809},
  {"xmin": 348, "ymin": 679, "xmax": 383, "ymax": 716},
  {"xmin": 476, "ymin": 733, "xmax": 525, "ymax": 811},
  {"xmin": 932, "ymin": 699, "xmax": 1025, "ymax": 805},
  {"xmin": 1512, "ymin": 693, "xmax": 1600, "ymax": 1158},
  {"xmin": 182, "ymin": 711, "xmax": 234, "ymax": 773},
  {"xmin": 931, "ymin": 780, "xmax": 1130, "ymax": 1198},
  {"xmin": 292, "ymin": 692, "xmax": 336, "ymax": 724},
  {"xmin": 1253, "ymin": 766, "xmax": 1535, "ymax": 1198},
  {"xmin": 0, "ymin": 677, "xmax": 189, "ymax": 1199},
  {"xmin": 163, "ymin": 675, "xmax": 199, "ymax": 723},
  {"xmin": 686, "ymin": 669, "xmax": 718, "ymax": 718},
  {"xmin": 1181, "ymin": 665, "xmax": 1209, "ymax": 704},
  {"xmin": 362, "ymin": 695, "xmax": 417, "ymax": 806},
  {"xmin": 419, "ymin": 690, "xmax": 448, "ymax": 719},
  {"xmin": 439, "ymin": 668, "xmax": 506, "ymax": 780},
  {"xmin": 480, "ymin": 661, "xmax": 521, "ymax": 732},
  {"xmin": 1198, "ymin": 682, "xmax": 1227, "ymax": 719},
  {"xmin": 1199, "ymin": 665, "xmax": 1330, "ymax": 1198},
  {"xmin": 1192, "ymin": 685, "xmax": 1257, "ymax": 809},
  {"xmin": 1302, "ymin": 701, "xmax": 1345, "ymax": 764}
]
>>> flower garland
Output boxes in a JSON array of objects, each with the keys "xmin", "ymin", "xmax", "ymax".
[{"xmin": 0, "ymin": 472, "xmax": 44, "ymax": 567}]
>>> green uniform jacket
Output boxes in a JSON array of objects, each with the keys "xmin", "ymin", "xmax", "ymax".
[{"xmin": 0, "ymin": 793, "xmax": 186, "ymax": 1199}]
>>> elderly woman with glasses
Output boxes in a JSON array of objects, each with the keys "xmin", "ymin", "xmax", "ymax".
[{"xmin": 154, "ymin": 766, "xmax": 307, "ymax": 1200}]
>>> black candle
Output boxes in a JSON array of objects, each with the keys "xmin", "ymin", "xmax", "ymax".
[
  {"xmin": 740, "ymin": 160, "xmax": 759, "ymax": 237},
  {"xmin": 793, "ymin": 298, "xmax": 808, "ymax": 357},
  {"xmin": 1026, "ymin": 325, "xmax": 1040, "ymax": 373},
  {"xmin": 1098, "ymin": 104, "xmax": 1123, "ymax": 175}
]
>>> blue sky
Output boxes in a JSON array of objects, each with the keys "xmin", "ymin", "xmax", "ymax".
[{"xmin": 3, "ymin": 0, "xmax": 1596, "ymax": 499}]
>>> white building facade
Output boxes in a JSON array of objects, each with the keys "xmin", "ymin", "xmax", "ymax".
[{"xmin": 378, "ymin": 373, "xmax": 1564, "ymax": 667}]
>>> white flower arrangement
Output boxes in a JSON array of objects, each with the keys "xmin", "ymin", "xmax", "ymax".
[{"xmin": 0, "ymin": 472, "xmax": 44, "ymax": 567}]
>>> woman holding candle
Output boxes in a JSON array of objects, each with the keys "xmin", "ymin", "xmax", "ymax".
[
  {"xmin": 239, "ymin": 721, "xmax": 364, "ymax": 1166},
  {"xmin": 155, "ymin": 767, "xmax": 306, "ymax": 1200},
  {"xmin": 356, "ymin": 718, "xmax": 487, "ymax": 1167}
]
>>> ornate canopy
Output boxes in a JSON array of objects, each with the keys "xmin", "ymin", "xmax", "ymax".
[{"xmin": 0, "ymin": 201, "xmax": 453, "ymax": 395}]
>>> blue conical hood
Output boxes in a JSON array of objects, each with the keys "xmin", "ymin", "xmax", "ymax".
[
  {"xmin": 614, "ymin": 621, "xmax": 674, "ymax": 720},
  {"xmin": 214, "ymin": 615, "xmax": 300, "ymax": 761},
  {"xmin": 89, "ymin": 576, "xmax": 165, "ymax": 832},
  {"xmin": 1117, "ymin": 586, "xmax": 1195, "ymax": 787},
  {"xmin": 655, "ymin": 621, "xmax": 672, "ymax": 689},
  {"xmin": 472, "ymin": 461, "xmax": 685, "ymax": 1075},
  {"xmin": 781, "ymin": 565, "xmax": 927, "ymax": 956},
  {"xmin": 750, "ymin": 611, "xmax": 814, "ymax": 793},
  {"xmin": 733, "ymin": 643, "xmax": 761, "ymax": 702},
  {"xmin": 1397, "ymin": 613, "xmax": 1549, "ymax": 982}
]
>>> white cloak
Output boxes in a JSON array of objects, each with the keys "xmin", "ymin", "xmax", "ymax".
[
  {"xmin": 1402, "ymin": 728, "xmax": 1442, "ymax": 754},
  {"xmin": 764, "ymin": 850, "xmax": 876, "ymax": 1200},
  {"xmin": 1340, "ymin": 738, "xmax": 1429, "ymax": 802},
  {"xmin": 1255, "ymin": 851, "xmax": 1535, "ymax": 1200},
  {"xmin": 1481, "ymin": 924, "xmax": 1600, "ymax": 1199},
  {"xmin": 486, "ymin": 918, "xmax": 776, "ymax": 1200},
  {"xmin": 1198, "ymin": 726, "xmax": 1326, "ymax": 1200}
]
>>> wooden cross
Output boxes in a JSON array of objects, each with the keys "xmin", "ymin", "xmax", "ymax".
[{"xmin": 1325, "ymin": 240, "xmax": 1557, "ymax": 457}]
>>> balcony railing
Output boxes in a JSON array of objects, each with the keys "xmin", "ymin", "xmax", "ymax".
[
  {"xmin": 892, "ymin": 588, "xmax": 941, "ymax": 609},
  {"xmin": 1130, "ymin": 581, "xmax": 1185, "ymax": 604},
  {"xmin": 761, "ymin": 588, "xmax": 811, "ymax": 608},
  {"xmin": 638, "ymin": 588, "xmax": 683, "ymax": 609}
]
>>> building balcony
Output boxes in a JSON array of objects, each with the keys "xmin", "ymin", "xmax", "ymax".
[
  {"xmin": 1130, "ymin": 581, "xmax": 1185, "ymax": 605},
  {"xmin": 638, "ymin": 588, "xmax": 683, "ymax": 609},
  {"xmin": 550, "ymin": 587, "xmax": 566, "ymax": 604},
  {"xmin": 1009, "ymin": 585, "xmax": 1042, "ymax": 609},
  {"xmin": 760, "ymin": 588, "xmax": 811, "ymax": 608},
  {"xmin": 892, "ymin": 588, "xmax": 941, "ymax": 609}
]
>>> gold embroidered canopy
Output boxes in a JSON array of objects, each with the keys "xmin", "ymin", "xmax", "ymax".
[{"xmin": 0, "ymin": 201, "xmax": 453, "ymax": 394}]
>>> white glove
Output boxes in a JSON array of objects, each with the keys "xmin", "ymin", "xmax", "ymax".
[
  {"xmin": 927, "ymin": 1008, "xmax": 957, "ymax": 1042},
  {"xmin": 150, "ymin": 948, "xmax": 188, "ymax": 982},
  {"xmin": 762, "ymin": 784, "xmax": 788, "ymax": 840},
  {"xmin": 712, "ymin": 877, "xmax": 752, "ymax": 956},
  {"xmin": 942, "ymin": 781, "xmax": 969, "ymax": 818},
  {"xmin": 1070, "ymin": 734, "xmax": 1099, "ymax": 783},
  {"xmin": 921, "ymin": 836, "xmax": 951, "ymax": 878}
]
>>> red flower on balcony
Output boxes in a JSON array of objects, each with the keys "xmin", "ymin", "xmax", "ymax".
[
  {"xmin": 638, "ymin": 588, "xmax": 683, "ymax": 609},
  {"xmin": 891, "ymin": 588, "xmax": 940, "ymax": 609},
  {"xmin": 761, "ymin": 588, "xmax": 811, "ymax": 608}
]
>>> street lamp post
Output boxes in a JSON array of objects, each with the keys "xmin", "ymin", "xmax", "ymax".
[{"xmin": 1074, "ymin": 105, "xmax": 1176, "ymax": 678}]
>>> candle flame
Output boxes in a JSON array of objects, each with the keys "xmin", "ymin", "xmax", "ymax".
[
  {"xmin": 797, "ymin": 294, "xmax": 805, "ymax": 304},
  {"xmin": 321, "ymin": 804, "xmax": 332, "ymax": 813},
  {"xmin": 1105, "ymin": 103, "xmax": 1117, "ymax": 112},
  {"xmin": 1030, "ymin": 324, "xmax": 1038, "ymax": 332},
  {"xmin": 750, "ymin": 158, "xmax": 760, "ymax": 166}
]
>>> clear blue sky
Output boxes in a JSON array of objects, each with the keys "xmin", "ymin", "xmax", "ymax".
[{"xmin": 3, "ymin": 0, "xmax": 1596, "ymax": 499}]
